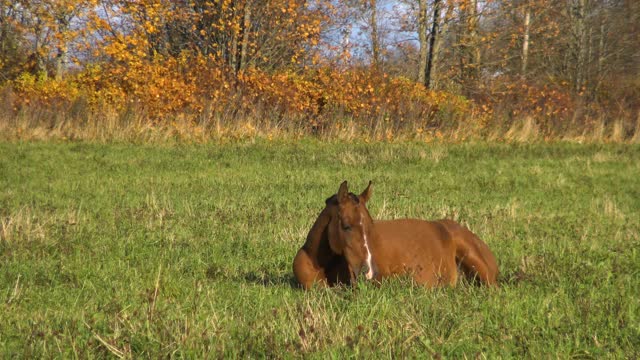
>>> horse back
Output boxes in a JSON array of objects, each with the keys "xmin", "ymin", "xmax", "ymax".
[
  {"xmin": 373, "ymin": 219, "xmax": 454, "ymax": 249},
  {"xmin": 372, "ymin": 219, "xmax": 498, "ymax": 286},
  {"xmin": 371, "ymin": 219, "xmax": 458, "ymax": 284}
]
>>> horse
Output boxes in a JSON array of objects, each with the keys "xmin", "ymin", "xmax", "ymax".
[{"xmin": 293, "ymin": 181, "xmax": 499, "ymax": 289}]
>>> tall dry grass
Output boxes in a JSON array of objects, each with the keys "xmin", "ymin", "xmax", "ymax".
[{"xmin": 1, "ymin": 86, "xmax": 639, "ymax": 144}]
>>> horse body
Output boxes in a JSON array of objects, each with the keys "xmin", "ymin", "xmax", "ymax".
[
  {"xmin": 293, "ymin": 182, "xmax": 499, "ymax": 289},
  {"xmin": 372, "ymin": 219, "xmax": 498, "ymax": 286},
  {"xmin": 370, "ymin": 219, "xmax": 459, "ymax": 286}
]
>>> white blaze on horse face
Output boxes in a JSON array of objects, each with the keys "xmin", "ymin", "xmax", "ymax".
[{"xmin": 360, "ymin": 218, "xmax": 374, "ymax": 280}]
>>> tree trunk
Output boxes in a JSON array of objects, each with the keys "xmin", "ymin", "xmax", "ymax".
[
  {"xmin": 431, "ymin": 1, "xmax": 454, "ymax": 90},
  {"xmin": 417, "ymin": 0, "xmax": 428, "ymax": 85},
  {"xmin": 459, "ymin": 0, "xmax": 480, "ymax": 89},
  {"xmin": 369, "ymin": 0, "xmax": 380, "ymax": 68},
  {"xmin": 425, "ymin": 0, "xmax": 441, "ymax": 89},
  {"xmin": 33, "ymin": 19, "xmax": 47, "ymax": 78},
  {"xmin": 521, "ymin": 1, "xmax": 531, "ymax": 77},
  {"xmin": 54, "ymin": 46, "xmax": 65, "ymax": 81},
  {"xmin": 586, "ymin": 24, "xmax": 593, "ymax": 97},
  {"xmin": 54, "ymin": 14, "xmax": 71, "ymax": 81},
  {"xmin": 597, "ymin": 19, "xmax": 605, "ymax": 76},
  {"xmin": 239, "ymin": 0, "xmax": 252, "ymax": 72},
  {"xmin": 468, "ymin": 0, "xmax": 480, "ymax": 80},
  {"xmin": 594, "ymin": 16, "xmax": 606, "ymax": 98},
  {"xmin": 230, "ymin": 0, "xmax": 238, "ymax": 74},
  {"xmin": 573, "ymin": 0, "xmax": 588, "ymax": 93}
]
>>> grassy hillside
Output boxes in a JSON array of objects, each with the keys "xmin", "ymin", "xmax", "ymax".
[{"xmin": 1, "ymin": 140, "xmax": 638, "ymax": 357}]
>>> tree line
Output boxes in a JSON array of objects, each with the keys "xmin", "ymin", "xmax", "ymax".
[{"xmin": 1, "ymin": 0, "xmax": 638, "ymax": 139}]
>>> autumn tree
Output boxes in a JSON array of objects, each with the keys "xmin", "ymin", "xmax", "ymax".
[
  {"xmin": 93, "ymin": 0, "xmax": 325, "ymax": 74},
  {"xmin": 455, "ymin": 0, "xmax": 481, "ymax": 90},
  {"xmin": 416, "ymin": 0, "xmax": 441, "ymax": 88},
  {"xmin": 337, "ymin": 0, "xmax": 397, "ymax": 69},
  {"xmin": 1, "ymin": 0, "xmax": 95, "ymax": 79},
  {"xmin": 0, "ymin": 1, "xmax": 27, "ymax": 81},
  {"xmin": 520, "ymin": 0, "xmax": 530, "ymax": 77},
  {"xmin": 2, "ymin": 0, "xmax": 638, "ymax": 134}
]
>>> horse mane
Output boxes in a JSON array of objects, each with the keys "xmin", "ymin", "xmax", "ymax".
[
  {"xmin": 325, "ymin": 192, "xmax": 359, "ymax": 206},
  {"xmin": 296, "ymin": 195, "xmax": 353, "ymax": 287}
]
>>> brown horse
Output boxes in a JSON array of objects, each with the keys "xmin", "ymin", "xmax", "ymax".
[{"xmin": 293, "ymin": 181, "xmax": 499, "ymax": 289}]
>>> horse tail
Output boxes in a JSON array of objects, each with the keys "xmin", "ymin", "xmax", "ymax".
[{"xmin": 439, "ymin": 220, "xmax": 499, "ymax": 286}]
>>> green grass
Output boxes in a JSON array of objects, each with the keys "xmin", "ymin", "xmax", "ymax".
[{"xmin": 1, "ymin": 140, "xmax": 639, "ymax": 357}]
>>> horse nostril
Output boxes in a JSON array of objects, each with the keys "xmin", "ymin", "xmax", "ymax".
[
  {"xmin": 361, "ymin": 264, "xmax": 370, "ymax": 277},
  {"xmin": 364, "ymin": 262, "xmax": 378, "ymax": 280}
]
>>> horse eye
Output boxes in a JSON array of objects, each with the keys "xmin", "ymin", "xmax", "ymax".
[{"xmin": 341, "ymin": 224, "xmax": 352, "ymax": 231}]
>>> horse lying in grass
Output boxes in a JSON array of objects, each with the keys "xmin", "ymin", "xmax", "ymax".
[{"xmin": 293, "ymin": 181, "xmax": 498, "ymax": 289}]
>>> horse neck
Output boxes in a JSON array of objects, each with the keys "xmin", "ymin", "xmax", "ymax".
[
  {"xmin": 363, "ymin": 217, "xmax": 380, "ymax": 252},
  {"xmin": 361, "ymin": 208, "xmax": 380, "ymax": 245},
  {"xmin": 302, "ymin": 207, "xmax": 334, "ymax": 262}
]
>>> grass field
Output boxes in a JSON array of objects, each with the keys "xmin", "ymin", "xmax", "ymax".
[{"xmin": 1, "ymin": 140, "xmax": 639, "ymax": 357}]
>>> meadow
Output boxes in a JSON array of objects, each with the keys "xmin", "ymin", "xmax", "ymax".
[{"xmin": 0, "ymin": 140, "xmax": 638, "ymax": 357}]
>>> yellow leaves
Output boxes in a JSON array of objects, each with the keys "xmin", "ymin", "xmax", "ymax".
[
  {"xmin": 144, "ymin": 21, "xmax": 157, "ymax": 34},
  {"xmin": 480, "ymin": 76, "xmax": 572, "ymax": 123},
  {"xmin": 10, "ymin": 72, "xmax": 81, "ymax": 109}
]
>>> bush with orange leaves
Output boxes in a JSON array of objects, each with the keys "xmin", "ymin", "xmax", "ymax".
[
  {"xmin": 79, "ymin": 54, "xmax": 202, "ymax": 119},
  {"xmin": 9, "ymin": 56, "xmax": 202, "ymax": 122},
  {"xmin": 238, "ymin": 66, "xmax": 472, "ymax": 132},
  {"xmin": 478, "ymin": 76, "xmax": 574, "ymax": 129},
  {"xmin": 239, "ymin": 68, "xmax": 324, "ymax": 119},
  {"xmin": 6, "ymin": 55, "xmax": 475, "ymax": 137},
  {"xmin": 11, "ymin": 72, "xmax": 81, "ymax": 110}
]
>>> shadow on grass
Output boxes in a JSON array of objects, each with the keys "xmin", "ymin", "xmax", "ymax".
[
  {"xmin": 206, "ymin": 262, "xmax": 529, "ymax": 290},
  {"xmin": 242, "ymin": 271, "xmax": 299, "ymax": 288},
  {"xmin": 206, "ymin": 264, "xmax": 300, "ymax": 288}
]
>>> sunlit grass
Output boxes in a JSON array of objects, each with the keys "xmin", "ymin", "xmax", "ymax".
[{"xmin": 1, "ymin": 141, "xmax": 639, "ymax": 357}]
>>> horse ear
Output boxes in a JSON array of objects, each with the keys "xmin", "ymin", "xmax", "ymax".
[
  {"xmin": 337, "ymin": 181, "xmax": 349, "ymax": 204},
  {"xmin": 359, "ymin": 181, "xmax": 373, "ymax": 204}
]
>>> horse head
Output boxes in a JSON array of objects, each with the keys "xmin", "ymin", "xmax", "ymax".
[{"xmin": 327, "ymin": 181, "xmax": 377, "ymax": 282}]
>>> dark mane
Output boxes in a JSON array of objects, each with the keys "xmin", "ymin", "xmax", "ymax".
[{"xmin": 325, "ymin": 193, "xmax": 359, "ymax": 205}]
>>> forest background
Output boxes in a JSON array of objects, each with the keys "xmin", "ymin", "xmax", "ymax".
[{"xmin": 1, "ymin": 0, "xmax": 639, "ymax": 142}]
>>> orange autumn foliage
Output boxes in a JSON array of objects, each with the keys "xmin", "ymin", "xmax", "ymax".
[{"xmin": 8, "ymin": 57, "xmax": 474, "ymax": 134}]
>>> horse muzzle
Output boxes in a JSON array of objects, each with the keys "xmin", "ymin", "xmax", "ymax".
[{"xmin": 354, "ymin": 262, "xmax": 378, "ymax": 281}]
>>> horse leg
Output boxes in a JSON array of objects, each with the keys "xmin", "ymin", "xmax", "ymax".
[
  {"xmin": 293, "ymin": 249, "xmax": 327, "ymax": 289},
  {"xmin": 455, "ymin": 231, "xmax": 498, "ymax": 286},
  {"xmin": 457, "ymin": 249, "xmax": 497, "ymax": 285},
  {"xmin": 438, "ymin": 221, "xmax": 498, "ymax": 286},
  {"xmin": 420, "ymin": 258, "xmax": 459, "ymax": 287},
  {"xmin": 324, "ymin": 255, "xmax": 352, "ymax": 286}
]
